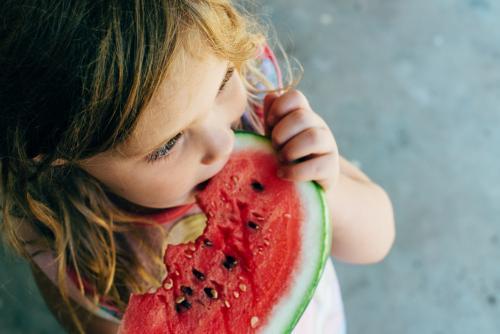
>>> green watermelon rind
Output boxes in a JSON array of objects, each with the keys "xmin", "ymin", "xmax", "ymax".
[{"xmin": 234, "ymin": 130, "xmax": 331, "ymax": 333}]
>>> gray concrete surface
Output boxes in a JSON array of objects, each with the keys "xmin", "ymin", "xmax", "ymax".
[
  {"xmin": 261, "ymin": 0, "xmax": 500, "ymax": 333},
  {"xmin": 1, "ymin": 0, "xmax": 499, "ymax": 333}
]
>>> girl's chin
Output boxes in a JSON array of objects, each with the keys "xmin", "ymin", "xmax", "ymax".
[
  {"xmin": 166, "ymin": 191, "xmax": 197, "ymax": 208},
  {"xmin": 128, "ymin": 181, "xmax": 207, "ymax": 211},
  {"xmin": 177, "ymin": 192, "xmax": 197, "ymax": 206}
]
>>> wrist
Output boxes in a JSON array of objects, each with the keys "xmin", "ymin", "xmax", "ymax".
[{"xmin": 326, "ymin": 174, "xmax": 395, "ymax": 264}]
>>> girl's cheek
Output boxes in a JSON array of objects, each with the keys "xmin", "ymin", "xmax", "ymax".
[{"xmin": 228, "ymin": 72, "xmax": 248, "ymax": 119}]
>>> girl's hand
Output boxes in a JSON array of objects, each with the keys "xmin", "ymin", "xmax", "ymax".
[
  {"xmin": 263, "ymin": 89, "xmax": 340, "ymax": 192},
  {"xmin": 264, "ymin": 90, "xmax": 395, "ymax": 264}
]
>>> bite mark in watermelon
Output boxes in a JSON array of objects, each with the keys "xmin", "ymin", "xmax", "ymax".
[{"xmin": 119, "ymin": 131, "xmax": 331, "ymax": 334}]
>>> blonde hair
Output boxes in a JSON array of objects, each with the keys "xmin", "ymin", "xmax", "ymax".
[{"xmin": 0, "ymin": 0, "xmax": 299, "ymax": 332}]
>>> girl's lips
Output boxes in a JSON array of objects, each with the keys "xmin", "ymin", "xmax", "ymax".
[{"xmin": 195, "ymin": 179, "xmax": 211, "ymax": 191}]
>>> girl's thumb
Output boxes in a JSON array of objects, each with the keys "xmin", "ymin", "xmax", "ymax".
[
  {"xmin": 263, "ymin": 92, "xmax": 279, "ymax": 113},
  {"xmin": 263, "ymin": 92, "xmax": 279, "ymax": 137}
]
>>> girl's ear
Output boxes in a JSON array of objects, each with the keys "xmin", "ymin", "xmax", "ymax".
[{"xmin": 33, "ymin": 154, "xmax": 67, "ymax": 166}]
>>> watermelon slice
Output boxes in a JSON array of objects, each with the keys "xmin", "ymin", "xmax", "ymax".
[{"xmin": 118, "ymin": 131, "xmax": 331, "ymax": 334}]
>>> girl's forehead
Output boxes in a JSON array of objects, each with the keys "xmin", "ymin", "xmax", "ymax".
[{"xmin": 120, "ymin": 49, "xmax": 228, "ymax": 158}]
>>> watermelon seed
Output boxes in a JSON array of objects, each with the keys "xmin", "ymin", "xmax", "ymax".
[
  {"xmin": 239, "ymin": 284, "xmax": 247, "ymax": 292},
  {"xmin": 250, "ymin": 316, "xmax": 259, "ymax": 328},
  {"xmin": 163, "ymin": 278, "xmax": 173, "ymax": 290},
  {"xmin": 185, "ymin": 253, "xmax": 193, "ymax": 259},
  {"xmin": 189, "ymin": 245, "xmax": 196, "ymax": 252},
  {"xmin": 247, "ymin": 221, "xmax": 260, "ymax": 230},
  {"xmin": 251, "ymin": 181, "xmax": 264, "ymax": 192},
  {"xmin": 233, "ymin": 291, "xmax": 240, "ymax": 298},
  {"xmin": 223, "ymin": 255, "xmax": 238, "ymax": 270},
  {"xmin": 181, "ymin": 300, "xmax": 192, "ymax": 310},
  {"xmin": 231, "ymin": 175, "xmax": 239, "ymax": 184},
  {"xmin": 175, "ymin": 297, "xmax": 192, "ymax": 312},
  {"xmin": 192, "ymin": 268, "xmax": 206, "ymax": 281},
  {"xmin": 175, "ymin": 271, "xmax": 180, "ymax": 276},
  {"xmin": 203, "ymin": 287, "xmax": 218, "ymax": 299},
  {"xmin": 203, "ymin": 239, "xmax": 213, "ymax": 247},
  {"xmin": 283, "ymin": 213, "xmax": 292, "ymax": 219},
  {"xmin": 224, "ymin": 300, "xmax": 231, "ymax": 308},
  {"xmin": 181, "ymin": 286, "xmax": 193, "ymax": 296}
]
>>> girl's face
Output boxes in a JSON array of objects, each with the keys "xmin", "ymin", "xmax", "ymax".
[{"xmin": 78, "ymin": 50, "xmax": 248, "ymax": 211}]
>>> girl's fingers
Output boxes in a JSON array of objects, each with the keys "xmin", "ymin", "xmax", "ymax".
[
  {"xmin": 263, "ymin": 92, "xmax": 279, "ymax": 112},
  {"xmin": 271, "ymin": 108, "xmax": 325, "ymax": 149},
  {"xmin": 263, "ymin": 93, "xmax": 279, "ymax": 137},
  {"xmin": 261, "ymin": 88, "xmax": 340, "ymax": 191},
  {"xmin": 279, "ymin": 127, "xmax": 334, "ymax": 162},
  {"xmin": 278, "ymin": 153, "xmax": 339, "ymax": 185},
  {"xmin": 265, "ymin": 89, "xmax": 310, "ymax": 129}
]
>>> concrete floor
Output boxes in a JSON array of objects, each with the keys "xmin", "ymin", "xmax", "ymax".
[
  {"xmin": 1, "ymin": 0, "xmax": 499, "ymax": 333},
  {"xmin": 261, "ymin": 0, "xmax": 500, "ymax": 333}
]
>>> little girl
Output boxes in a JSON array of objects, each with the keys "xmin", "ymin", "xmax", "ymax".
[{"xmin": 0, "ymin": 1, "xmax": 395, "ymax": 333}]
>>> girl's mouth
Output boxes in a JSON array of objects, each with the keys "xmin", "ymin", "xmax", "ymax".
[{"xmin": 195, "ymin": 179, "xmax": 211, "ymax": 191}]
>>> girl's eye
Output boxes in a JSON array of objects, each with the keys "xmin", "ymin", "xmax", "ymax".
[
  {"xmin": 217, "ymin": 66, "xmax": 234, "ymax": 94},
  {"xmin": 146, "ymin": 132, "xmax": 183, "ymax": 163},
  {"xmin": 145, "ymin": 66, "xmax": 233, "ymax": 164}
]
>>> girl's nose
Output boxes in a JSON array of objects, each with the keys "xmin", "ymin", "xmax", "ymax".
[{"xmin": 200, "ymin": 127, "xmax": 234, "ymax": 165}]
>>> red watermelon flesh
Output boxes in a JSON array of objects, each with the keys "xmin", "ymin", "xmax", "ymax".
[{"xmin": 119, "ymin": 132, "xmax": 330, "ymax": 334}]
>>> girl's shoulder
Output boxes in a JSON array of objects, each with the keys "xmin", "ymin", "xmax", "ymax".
[
  {"xmin": 239, "ymin": 43, "xmax": 283, "ymax": 134},
  {"xmin": 251, "ymin": 43, "xmax": 283, "ymax": 109},
  {"xmin": 257, "ymin": 43, "xmax": 283, "ymax": 89},
  {"xmin": 18, "ymin": 219, "xmax": 123, "ymax": 323},
  {"xmin": 30, "ymin": 260, "xmax": 120, "ymax": 333}
]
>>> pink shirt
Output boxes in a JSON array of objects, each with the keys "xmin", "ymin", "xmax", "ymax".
[{"xmin": 25, "ymin": 44, "xmax": 346, "ymax": 333}]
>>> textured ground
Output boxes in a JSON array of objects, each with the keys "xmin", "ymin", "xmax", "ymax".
[
  {"xmin": 1, "ymin": 0, "xmax": 499, "ymax": 333},
  {"xmin": 259, "ymin": 1, "xmax": 500, "ymax": 333}
]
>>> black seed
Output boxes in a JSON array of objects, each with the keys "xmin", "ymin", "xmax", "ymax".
[
  {"xmin": 203, "ymin": 287, "xmax": 218, "ymax": 299},
  {"xmin": 192, "ymin": 268, "xmax": 206, "ymax": 281},
  {"xmin": 247, "ymin": 221, "xmax": 260, "ymax": 230},
  {"xmin": 181, "ymin": 299, "xmax": 192, "ymax": 309},
  {"xmin": 203, "ymin": 239, "xmax": 213, "ymax": 247},
  {"xmin": 181, "ymin": 286, "xmax": 193, "ymax": 296},
  {"xmin": 251, "ymin": 181, "xmax": 265, "ymax": 192},
  {"xmin": 223, "ymin": 255, "xmax": 238, "ymax": 270},
  {"xmin": 175, "ymin": 299, "xmax": 192, "ymax": 312}
]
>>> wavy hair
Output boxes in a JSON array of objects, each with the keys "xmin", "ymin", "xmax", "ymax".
[{"xmin": 0, "ymin": 0, "xmax": 298, "ymax": 332}]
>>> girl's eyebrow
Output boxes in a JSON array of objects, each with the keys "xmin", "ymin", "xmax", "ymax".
[{"xmin": 141, "ymin": 62, "xmax": 233, "ymax": 158}]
